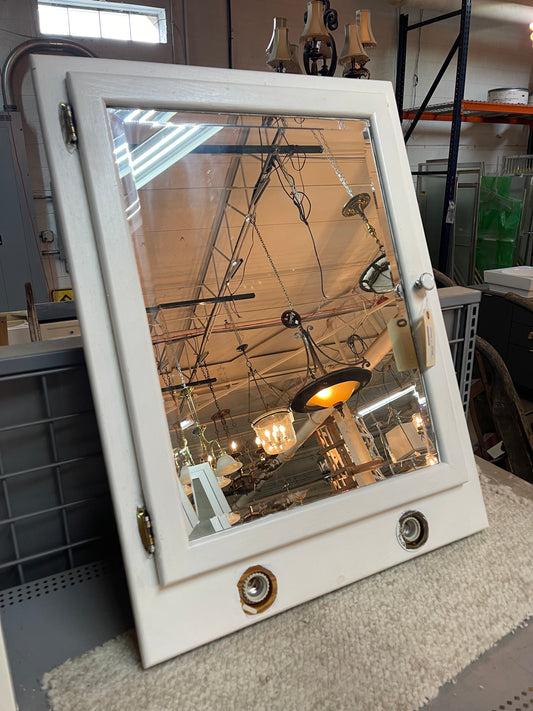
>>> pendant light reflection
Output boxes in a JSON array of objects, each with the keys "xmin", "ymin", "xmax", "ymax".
[
  {"xmin": 238, "ymin": 343, "xmax": 298, "ymax": 454},
  {"xmin": 282, "ymin": 309, "xmax": 372, "ymax": 413},
  {"xmin": 291, "ymin": 367, "xmax": 371, "ymax": 413},
  {"xmin": 342, "ymin": 192, "xmax": 394, "ymax": 295},
  {"xmin": 359, "ymin": 255, "xmax": 393, "ymax": 294},
  {"xmin": 251, "ymin": 409, "xmax": 297, "ymax": 455},
  {"xmin": 179, "ymin": 385, "xmax": 242, "ymax": 481}
]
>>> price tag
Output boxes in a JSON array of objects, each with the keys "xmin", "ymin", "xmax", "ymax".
[
  {"xmin": 415, "ymin": 308, "xmax": 436, "ymax": 368},
  {"xmin": 387, "ymin": 316, "xmax": 417, "ymax": 372}
]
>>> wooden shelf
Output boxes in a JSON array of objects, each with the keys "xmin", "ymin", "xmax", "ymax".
[{"xmin": 403, "ymin": 100, "xmax": 533, "ymax": 126}]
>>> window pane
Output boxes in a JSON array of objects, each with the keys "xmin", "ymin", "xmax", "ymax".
[
  {"xmin": 130, "ymin": 14, "xmax": 160, "ymax": 43},
  {"xmin": 39, "ymin": 5, "xmax": 70, "ymax": 35},
  {"xmin": 100, "ymin": 10, "xmax": 130, "ymax": 41},
  {"xmin": 38, "ymin": 1, "xmax": 166, "ymax": 44},
  {"xmin": 68, "ymin": 8, "xmax": 101, "ymax": 38}
]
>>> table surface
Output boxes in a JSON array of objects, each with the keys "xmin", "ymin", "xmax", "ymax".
[{"xmin": 1, "ymin": 457, "xmax": 532, "ymax": 711}]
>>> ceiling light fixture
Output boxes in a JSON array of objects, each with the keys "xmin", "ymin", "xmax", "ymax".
[
  {"xmin": 236, "ymin": 343, "xmax": 297, "ymax": 454},
  {"xmin": 342, "ymin": 192, "xmax": 394, "ymax": 294},
  {"xmin": 282, "ymin": 309, "xmax": 372, "ymax": 413},
  {"xmin": 309, "ymin": 135, "xmax": 394, "ymax": 296},
  {"xmin": 266, "ymin": 2, "xmax": 377, "ymax": 78},
  {"xmin": 356, "ymin": 385, "xmax": 418, "ymax": 417},
  {"xmin": 112, "ymin": 109, "xmax": 223, "ymax": 189}
]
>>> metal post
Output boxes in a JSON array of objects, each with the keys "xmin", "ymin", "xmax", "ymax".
[
  {"xmin": 395, "ymin": 13, "xmax": 409, "ymax": 121},
  {"xmin": 438, "ymin": 0, "xmax": 471, "ymax": 275}
]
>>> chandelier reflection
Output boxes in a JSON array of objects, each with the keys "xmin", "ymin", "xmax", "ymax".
[{"xmin": 236, "ymin": 343, "xmax": 298, "ymax": 454}]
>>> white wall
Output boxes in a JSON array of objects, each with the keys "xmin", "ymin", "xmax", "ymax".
[{"xmin": 1, "ymin": 0, "xmax": 531, "ymax": 290}]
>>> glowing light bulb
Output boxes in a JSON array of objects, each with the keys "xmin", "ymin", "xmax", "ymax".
[
  {"xmin": 251, "ymin": 408, "xmax": 297, "ymax": 454},
  {"xmin": 207, "ymin": 454, "xmax": 213, "ymax": 463},
  {"xmin": 306, "ymin": 381, "xmax": 358, "ymax": 408},
  {"xmin": 412, "ymin": 413, "xmax": 424, "ymax": 435},
  {"xmin": 255, "ymin": 436, "xmax": 262, "ymax": 446},
  {"xmin": 230, "ymin": 440, "xmax": 238, "ymax": 451}
]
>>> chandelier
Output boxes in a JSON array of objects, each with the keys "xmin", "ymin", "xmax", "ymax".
[{"xmin": 266, "ymin": 1, "xmax": 377, "ymax": 79}]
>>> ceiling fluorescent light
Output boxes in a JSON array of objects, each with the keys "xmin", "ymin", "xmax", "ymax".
[
  {"xmin": 132, "ymin": 125, "xmax": 197, "ymax": 171},
  {"xmin": 124, "ymin": 108, "xmax": 142, "ymax": 122},
  {"xmin": 139, "ymin": 109, "xmax": 156, "ymax": 122},
  {"xmin": 131, "ymin": 124, "xmax": 223, "ymax": 189},
  {"xmin": 356, "ymin": 385, "xmax": 417, "ymax": 417}
]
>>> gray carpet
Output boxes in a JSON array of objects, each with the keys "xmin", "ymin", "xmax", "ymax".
[{"xmin": 42, "ymin": 474, "xmax": 533, "ymax": 711}]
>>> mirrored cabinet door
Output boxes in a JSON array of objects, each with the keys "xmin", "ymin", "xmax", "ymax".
[{"xmin": 32, "ymin": 57, "xmax": 487, "ymax": 667}]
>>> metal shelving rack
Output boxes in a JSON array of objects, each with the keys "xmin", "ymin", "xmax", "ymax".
[
  {"xmin": 395, "ymin": 0, "xmax": 472, "ymax": 277},
  {"xmin": 396, "ymin": 1, "xmax": 533, "ymax": 277}
]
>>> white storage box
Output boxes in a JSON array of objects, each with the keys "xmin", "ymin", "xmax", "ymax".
[{"xmin": 483, "ymin": 266, "xmax": 533, "ymax": 298}]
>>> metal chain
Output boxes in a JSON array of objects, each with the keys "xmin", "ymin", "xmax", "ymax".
[
  {"xmin": 198, "ymin": 359, "xmax": 232, "ymax": 443},
  {"xmin": 248, "ymin": 215, "xmax": 295, "ymax": 311},
  {"xmin": 359, "ymin": 211, "xmax": 386, "ymax": 255},
  {"xmin": 311, "ymin": 128, "xmax": 353, "ymax": 198},
  {"xmin": 313, "ymin": 129, "xmax": 386, "ymax": 256}
]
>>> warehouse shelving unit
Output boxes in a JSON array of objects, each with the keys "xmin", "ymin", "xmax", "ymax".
[
  {"xmin": 395, "ymin": 0, "xmax": 533, "ymax": 277},
  {"xmin": 395, "ymin": 0, "xmax": 472, "ymax": 276}
]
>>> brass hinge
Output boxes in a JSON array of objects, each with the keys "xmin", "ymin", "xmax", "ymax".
[
  {"xmin": 136, "ymin": 506, "xmax": 155, "ymax": 554},
  {"xmin": 59, "ymin": 103, "xmax": 77, "ymax": 151}
]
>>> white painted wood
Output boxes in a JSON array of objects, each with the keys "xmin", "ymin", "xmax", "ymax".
[{"xmin": 30, "ymin": 56, "xmax": 488, "ymax": 667}]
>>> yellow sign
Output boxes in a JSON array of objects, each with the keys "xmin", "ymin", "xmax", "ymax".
[{"xmin": 51, "ymin": 288, "xmax": 74, "ymax": 302}]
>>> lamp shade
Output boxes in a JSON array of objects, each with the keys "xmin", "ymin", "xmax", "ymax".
[
  {"xmin": 340, "ymin": 23, "xmax": 369, "ymax": 65},
  {"xmin": 359, "ymin": 255, "xmax": 393, "ymax": 293},
  {"xmin": 215, "ymin": 453, "xmax": 243, "ymax": 478},
  {"xmin": 291, "ymin": 367, "xmax": 372, "ymax": 413},
  {"xmin": 267, "ymin": 27, "xmax": 293, "ymax": 68},
  {"xmin": 251, "ymin": 408, "xmax": 297, "ymax": 454},
  {"xmin": 179, "ymin": 465, "xmax": 192, "ymax": 486},
  {"xmin": 266, "ymin": 17, "xmax": 288, "ymax": 56},
  {"xmin": 300, "ymin": 1, "xmax": 330, "ymax": 44},
  {"xmin": 356, "ymin": 9, "xmax": 377, "ymax": 47}
]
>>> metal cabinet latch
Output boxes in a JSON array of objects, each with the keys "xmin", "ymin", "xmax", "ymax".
[{"xmin": 136, "ymin": 507, "xmax": 155, "ymax": 554}]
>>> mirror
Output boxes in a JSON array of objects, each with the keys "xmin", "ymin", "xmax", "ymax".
[{"xmin": 108, "ymin": 109, "xmax": 439, "ymax": 540}]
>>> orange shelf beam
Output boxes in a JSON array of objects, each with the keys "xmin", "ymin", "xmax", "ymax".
[{"xmin": 403, "ymin": 99, "xmax": 533, "ymax": 126}]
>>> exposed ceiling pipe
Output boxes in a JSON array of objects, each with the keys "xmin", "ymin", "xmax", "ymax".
[
  {"xmin": 387, "ymin": 0, "xmax": 533, "ymax": 25},
  {"xmin": 2, "ymin": 38, "xmax": 96, "ymax": 111}
]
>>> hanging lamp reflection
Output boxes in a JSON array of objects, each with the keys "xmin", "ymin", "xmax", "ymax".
[
  {"xmin": 251, "ymin": 408, "xmax": 297, "ymax": 455},
  {"xmin": 282, "ymin": 309, "xmax": 372, "ymax": 413},
  {"xmin": 237, "ymin": 343, "xmax": 298, "ymax": 454},
  {"xmin": 342, "ymin": 192, "xmax": 394, "ymax": 295}
]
